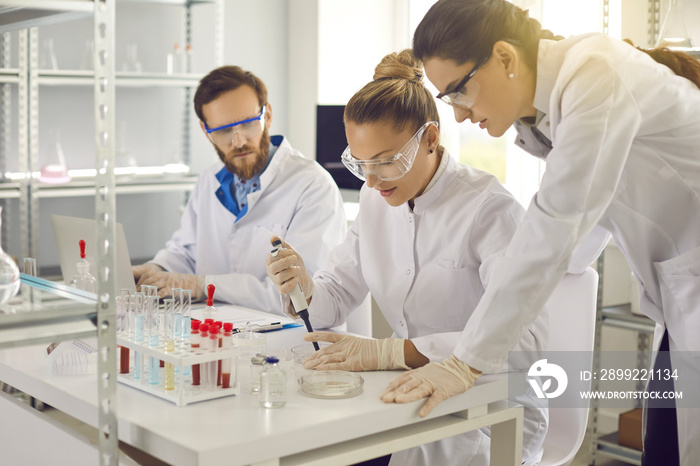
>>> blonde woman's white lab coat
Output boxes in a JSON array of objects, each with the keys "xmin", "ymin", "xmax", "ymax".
[
  {"xmin": 152, "ymin": 136, "xmax": 347, "ymax": 313},
  {"xmin": 456, "ymin": 33, "xmax": 700, "ymax": 461},
  {"xmin": 307, "ymin": 154, "xmax": 548, "ymax": 466}
]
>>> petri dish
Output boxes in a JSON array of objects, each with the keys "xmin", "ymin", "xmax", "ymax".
[
  {"xmin": 298, "ymin": 371, "xmax": 364, "ymax": 399},
  {"xmin": 291, "ymin": 342, "xmax": 331, "ymax": 364}
]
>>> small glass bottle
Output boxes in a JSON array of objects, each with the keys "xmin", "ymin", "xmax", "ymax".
[
  {"xmin": 260, "ymin": 356, "xmax": 286, "ymax": 408},
  {"xmin": 250, "ymin": 354, "xmax": 266, "ymax": 394},
  {"xmin": 69, "ymin": 239, "xmax": 96, "ymax": 293}
]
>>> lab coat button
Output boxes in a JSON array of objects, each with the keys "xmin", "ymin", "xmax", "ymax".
[
  {"xmin": 545, "ymin": 121, "xmax": 550, "ymax": 126},
  {"xmin": 519, "ymin": 139, "xmax": 525, "ymax": 144},
  {"xmin": 406, "ymin": 269, "xmax": 411, "ymax": 275},
  {"xmin": 408, "ymin": 216, "xmax": 412, "ymax": 223},
  {"xmin": 399, "ymin": 321, "xmax": 404, "ymax": 327}
]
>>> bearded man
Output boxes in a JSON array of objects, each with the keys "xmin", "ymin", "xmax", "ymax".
[{"xmin": 133, "ymin": 66, "xmax": 347, "ymax": 311}]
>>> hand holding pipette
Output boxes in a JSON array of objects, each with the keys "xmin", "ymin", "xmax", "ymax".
[{"xmin": 266, "ymin": 237, "xmax": 319, "ymax": 351}]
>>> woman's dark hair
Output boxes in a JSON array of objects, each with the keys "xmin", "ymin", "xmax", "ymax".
[
  {"xmin": 193, "ymin": 66, "xmax": 267, "ymax": 125},
  {"xmin": 413, "ymin": 0, "xmax": 560, "ymax": 71},
  {"xmin": 414, "ymin": 0, "xmax": 700, "ymax": 88}
]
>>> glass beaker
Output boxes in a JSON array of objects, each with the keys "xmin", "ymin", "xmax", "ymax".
[
  {"xmin": 40, "ymin": 38, "xmax": 58, "ymax": 70},
  {"xmin": 123, "ymin": 43, "xmax": 142, "ymax": 73},
  {"xmin": 0, "ymin": 207, "xmax": 20, "ymax": 304},
  {"xmin": 115, "ymin": 120, "xmax": 137, "ymax": 175},
  {"xmin": 39, "ymin": 129, "xmax": 70, "ymax": 184}
]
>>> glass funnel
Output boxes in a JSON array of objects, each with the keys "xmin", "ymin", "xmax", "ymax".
[{"xmin": 0, "ymin": 207, "xmax": 20, "ymax": 304}]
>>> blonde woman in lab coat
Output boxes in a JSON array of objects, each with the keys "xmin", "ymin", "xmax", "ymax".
[
  {"xmin": 379, "ymin": 1, "xmax": 700, "ymax": 464},
  {"xmin": 266, "ymin": 50, "xmax": 548, "ymax": 466}
]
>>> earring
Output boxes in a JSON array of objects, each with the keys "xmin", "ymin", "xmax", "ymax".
[
  {"xmin": 508, "ymin": 73, "xmax": 515, "ymax": 79},
  {"xmin": 429, "ymin": 149, "xmax": 434, "ymax": 154}
]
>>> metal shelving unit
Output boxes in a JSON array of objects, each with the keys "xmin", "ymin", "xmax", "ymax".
[
  {"xmin": 0, "ymin": 1, "xmax": 119, "ymax": 465},
  {"xmin": 0, "ymin": 1, "xmax": 223, "ymax": 464}
]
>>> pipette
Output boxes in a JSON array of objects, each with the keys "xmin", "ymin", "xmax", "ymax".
[
  {"xmin": 270, "ymin": 239, "xmax": 319, "ymax": 351},
  {"xmin": 203, "ymin": 284, "xmax": 217, "ymax": 321}
]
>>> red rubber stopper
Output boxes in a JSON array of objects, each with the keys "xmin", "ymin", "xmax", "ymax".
[
  {"xmin": 223, "ymin": 322, "xmax": 233, "ymax": 332},
  {"xmin": 206, "ymin": 284, "xmax": 215, "ymax": 306},
  {"xmin": 79, "ymin": 239, "xmax": 86, "ymax": 259}
]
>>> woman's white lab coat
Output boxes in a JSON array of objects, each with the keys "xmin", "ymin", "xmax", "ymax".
[
  {"xmin": 455, "ymin": 33, "xmax": 700, "ymax": 461},
  {"xmin": 152, "ymin": 136, "xmax": 347, "ymax": 313},
  {"xmin": 308, "ymin": 153, "xmax": 548, "ymax": 466}
]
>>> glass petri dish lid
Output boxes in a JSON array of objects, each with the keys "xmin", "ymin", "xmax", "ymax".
[{"xmin": 298, "ymin": 371, "xmax": 364, "ymax": 399}]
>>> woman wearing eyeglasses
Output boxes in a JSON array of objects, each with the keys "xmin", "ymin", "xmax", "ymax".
[
  {"xmin": 378, "ymin": 1, "xmax": 700, "ymax": 463},
  {"xmin": 266, "ymin": 49, "xmax": 548, "ymax": 466}
]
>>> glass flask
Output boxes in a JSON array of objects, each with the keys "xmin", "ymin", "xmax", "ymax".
[
  {"xmin": 0, "ymin": 207, "xmax": 20, "ymax": 304},
  {"xmin": 657, "ymin": 0, "xmax": 693, "ymax": 48},
  {"xmin": 40, "ymin": 129, "xmax": 70, "ymax": 184},
  {"xmin": 115, "ymin": 120, "xmax": 137, "ymax": 175}
]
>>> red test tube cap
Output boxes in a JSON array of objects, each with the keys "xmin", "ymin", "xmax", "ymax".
[
  {"xmin": 223, "ymin": 322, "xmax": 233, "ymax": 332},
  {"xmin": 191, "ymin": 320, "xmax": 200, "ymax": 330},
  {"xmin": 204, "ymin": 319, "xmax": 214, "ymax": 325},
  {"xmin": 79, "ymin": 239, "xmax": 86, "ymax": 259},
  {"xmin": 199, "ymin": 323, "xmax": 209, "ymax": 333}
]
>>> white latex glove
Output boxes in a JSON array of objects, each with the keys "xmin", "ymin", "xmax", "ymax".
[
  {"xmin": 135, "ymin": 268, "xmax": 204, "ymax": 300},
  {"xmin": 303, "ymin": 332, "xmax": 410, "ymax": 371},
  {"xmin": 380, "ymin": 355, "xmax": 482, "ymax": 417},
  {"xmin": 132, "ymin": 263, "xmax": 163, "ymax": 283},
  {"xmin": 266, "ymin": 236, "xmax": 314, "ymax": 315}
]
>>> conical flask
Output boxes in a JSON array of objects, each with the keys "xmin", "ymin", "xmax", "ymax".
[
  {"xmin": 657, "ymin": 0, "xmax": 693, "ymax": 48},
  {"xmin": 0, "ymin": 207, "xmax": 20, "ymax": 304},
  {"xmin": 40, "ymin": 129, "xmax": 71, "ymax": 184}
]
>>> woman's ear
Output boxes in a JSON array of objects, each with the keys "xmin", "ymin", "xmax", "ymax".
[
  {"xmin": 492, "ymin": 40, "xmax": 521, "ymax": 79},
  {"xmin": 427, "ymin": 123, "xmax": 439, "ymax": 152}
]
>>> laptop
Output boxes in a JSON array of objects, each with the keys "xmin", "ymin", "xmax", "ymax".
[{"xmin": 51, "ymin": 214, "xmax": 137, "ymax": 292}]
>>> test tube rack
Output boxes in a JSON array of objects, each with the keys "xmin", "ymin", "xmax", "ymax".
[{"xmin": 116, "ymin": 334, "xmax": 239, "ymax": 407}]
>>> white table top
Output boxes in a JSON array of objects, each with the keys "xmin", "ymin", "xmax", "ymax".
[{"xmin": 0, "ymin": 326, "xmax": 510, "ymax": 466}]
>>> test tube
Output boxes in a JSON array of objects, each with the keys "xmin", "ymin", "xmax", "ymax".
[
  {"xmin": 133, "ymin": 293, "xmax": 145, "ymax": 380},
  {"xmin": 172, "ymin": 287, "xmax": 183, "ymax": 345},
  {"xmin": 163, "ymin": 298, "xmax": 175, "ymax": 391},
  {"xmin": 190, "ymin": 320, "xmax": 201, "ymax": 386},
  {"xmin": 222, "ymin": 323, "xmax": 233, "ymax": 389},
  {"xmin": 146, "ymin": 295, "xmax": 160, "ymax": 386},
  {"xmin": 207, "ymin": 324, "xmax": 220, "ymax": 390},
  {"xmin": 118, "ymin": 289, "xmax": 131, "ymax": 374},
  {"xmin": 140, "ymin": 284, "xmax": 158, "ymax": 332},
  {"xmin": 199, "ymin": 323, "xmax": 209, "ymax": 388},
  {"xmin": 180, "ymin": 289, "xmax": 192, "ymax": 376}
]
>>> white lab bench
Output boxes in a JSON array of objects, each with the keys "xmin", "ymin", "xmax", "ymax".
[{"xmin": 0, "ymin": 323, "xmax": 523, "ymax": 465}]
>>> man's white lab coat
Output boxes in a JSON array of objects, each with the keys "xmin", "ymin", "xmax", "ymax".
[
  {"xmin": 456, "ymin": 33, "xmax": 700, "ymax": 461},
  {"xmin": 152, "ymin": 136, "xmax": 347, "ymax": 313},
  {"xmin": 308, "ymin": 153, "xmax": 548, "ymax": 466}
]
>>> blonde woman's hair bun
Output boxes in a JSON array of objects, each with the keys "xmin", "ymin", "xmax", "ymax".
[{"xmin": 373, "ymin": 49, "xmax": 424, "ymax": 84}]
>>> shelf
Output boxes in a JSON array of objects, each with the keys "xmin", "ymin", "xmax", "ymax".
[
  {"xmin": 596, "ymin": 431, "xmax": 642, "ymax": 465},
  {"xmin": 0, "ymin": 174, "xmax": 197, "ymax": 198},
  {"xmin": 0, "ymin": 68, "xmax": 19, "ymax": 84},
  {"xmin": 37, "ymin": 70, "xmax": 202, "ymax": 87},
  {"xmin": 601, "ymin": 304, "xmax": 656, "ymax": 334},
  {"xmin": 0, "ymin": 1, "xmax": 93, "ymax": 34}
]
